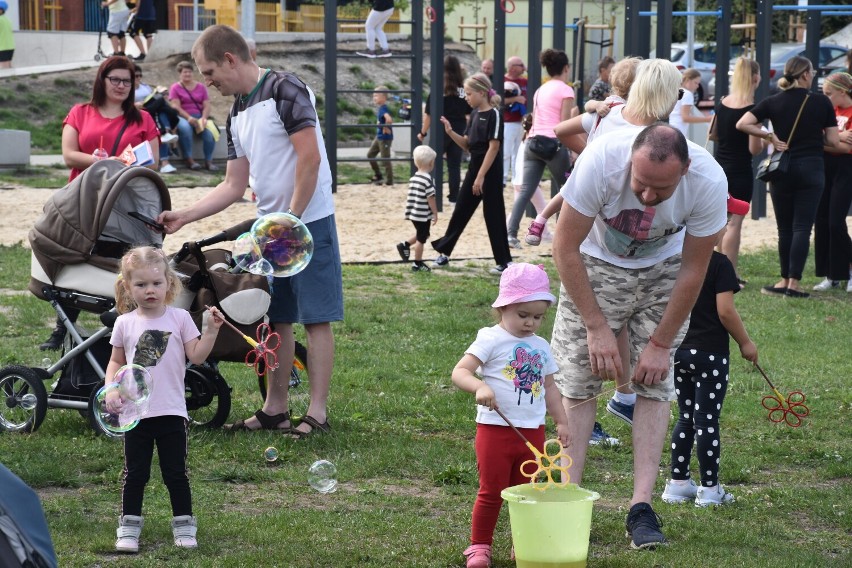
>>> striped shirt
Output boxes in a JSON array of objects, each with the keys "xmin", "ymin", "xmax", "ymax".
[{"xmin": 404, "ymin": 172, "xmax": 435, "ymax": 222}]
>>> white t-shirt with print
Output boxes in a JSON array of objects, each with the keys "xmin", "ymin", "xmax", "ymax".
[
  {"xmin": 668, "ymin": 88, "xmax": 696, "ymax": 137},
  {"xmin": 580, "ymin": 95, "xmax": 628, "ymax": 139},
  {"xmin": 465, "ymin": 325, "xmax": 559, "ymax": 429},
  {"xmin": 561, "ymin": 129, "xmax": 727, "ymax": 269},
  {"xmin": 110, "ymin": 306, "xmax": 201, "ymax": 420}
]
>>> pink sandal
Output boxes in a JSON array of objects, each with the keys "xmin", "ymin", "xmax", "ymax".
[{"xmin": 463, "ymin": 544, "xmax": 492, "ymax": 568}]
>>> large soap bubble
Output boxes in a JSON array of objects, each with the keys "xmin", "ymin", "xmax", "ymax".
[
  {"xmin": 93, "ymin": 383, "xmax": 149, "ymax": 437},
  {"xmin": 114, "ymin": 364, "xmax": 152, "ymax": 404},
  {"xmin": 250, "ymin": 212, "xmax": 313, "ymax": 278},
  {"xmin": 308, "ymin": 460, "xmax": 338, "ymax": 494}
]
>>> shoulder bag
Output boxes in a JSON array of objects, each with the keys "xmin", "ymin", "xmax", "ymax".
[
  {"xmin": 756, "ymin": 94, "xmax": 809, "ymax": 182},
  {"xmin": 526, "ymin": 89, "xmax": 561, "ymax": 161}
]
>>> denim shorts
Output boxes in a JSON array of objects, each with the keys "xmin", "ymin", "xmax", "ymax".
[{"xmin": 267, "ymin": 214, "xmax": 344, "ymax": 325}]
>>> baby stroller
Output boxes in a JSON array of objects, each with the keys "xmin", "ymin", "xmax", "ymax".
[{"xmin": 0, "ymin": 161, "xmax": 231, "ymax": 434}]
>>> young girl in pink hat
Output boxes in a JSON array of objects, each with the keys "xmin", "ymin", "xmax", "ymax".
[{"xmin": 451, "ymin": 263, "xmax": 570, "ymax": 568}]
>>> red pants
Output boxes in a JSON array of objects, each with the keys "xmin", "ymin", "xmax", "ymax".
[{"xmin": 471, "ymin": 423, "xmax": 545, "ymax": 545}]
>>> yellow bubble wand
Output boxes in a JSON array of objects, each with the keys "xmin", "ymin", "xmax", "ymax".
[{"xmin": 492, "ymin": 407, "xmax": 572, "ymax": 490}]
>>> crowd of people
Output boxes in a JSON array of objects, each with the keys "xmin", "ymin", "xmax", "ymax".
[{"xmin": 29, "ymin": 27, "xmax": 852, "ymax": 564}]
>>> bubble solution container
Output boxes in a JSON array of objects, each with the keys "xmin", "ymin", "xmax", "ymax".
[{"xmin": 501, "ymin": 483, "xmax": 600, "ymax": 568}]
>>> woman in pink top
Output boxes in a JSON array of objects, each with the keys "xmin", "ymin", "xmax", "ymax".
[
  {"xmin": 169, "ymin": 60, "xmax": 217, "ymax": 171},
  {"xmin": 507, "ymin": 49, "xmax": 575, "ymax": 247}
]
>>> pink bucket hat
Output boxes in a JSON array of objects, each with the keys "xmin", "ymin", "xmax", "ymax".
[{"xmin": 492, "ymin": 263, "xmax": 557, "ymax": 308}]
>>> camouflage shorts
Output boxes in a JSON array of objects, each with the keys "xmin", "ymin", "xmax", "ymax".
[{"xmin": 550, "ymin": 253, "xmax": 687, "ymax": 402}]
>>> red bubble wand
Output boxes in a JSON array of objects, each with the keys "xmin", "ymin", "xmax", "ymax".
[
  {"xmin": 205, "ymin": 306, "xmax": 280, "ymax": 376},
  {"xmin": 755, "ymin": 363, "xmax": 809, "ymax": 428}
]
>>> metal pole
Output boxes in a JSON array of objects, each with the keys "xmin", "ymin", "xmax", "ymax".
[
  {"xmin": 805, "ymin": 1, "xmax": 821, "ymax": 91},
  {"xmin": 686, "ymin": 0, "xmax": 695, "ymax": 66},
  {"xmin": 553, "ymin": 0, "xmax": 566, "ymax": 52},
  {"xmin": 494, "ymin": 0, "xmax": 506, "ymax": 89},
  {"xmin": 241, "ymin": 0, "xmax": 256, "ymax": 39},
  {"xmin": 752, "ymin": 0, "xmax": 773, "ymax": 219},
  {"xmin": 430, "ymin": 0, "xmax": 445, "ymax": 211},
  {"xmin": 324, "ymin": 0, "xmax": 337, "ymax": 193},
  {"xmin": 412, "ymin": 0, "xmax": 424, "ymax": 180},
  {"xmin": 656, "ymin": 0, "xmax": 673, "ymax": 63},
  {"xmin": 527, "ymin": 0, "xmax": 543, "ymax": 97},
  {"xmin": 714, "ymin": 0, "xmax": 732, "ymax": 101}
]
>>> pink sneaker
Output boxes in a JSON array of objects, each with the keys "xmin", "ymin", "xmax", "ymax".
[
  {"xmin": 463, "ymin": 544, "xmax": 492, "ymax": 568},
  {"xmin": 525, "ymin": 220, "xmax": 545, "ymax": 246}
]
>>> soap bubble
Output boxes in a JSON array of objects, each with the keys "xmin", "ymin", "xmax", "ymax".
[
  {"xmin": 92, "ymin": 383, "xmax": 148, "ymax": 436},
  {"xmin": 308, "ymin": 460, "xmax": 337, "ymax": 494},
  {"xmin": 263, "ymin": 447, "xmax": 279, "ymax": 463},
  {"xmin": 114, "ymin": 364, "xmax": 152, "ymax": 404},
  {"xmin": 42, "ymin": 358, "xmax": 52, "ymax": 370},
  {"xmin": 232, "ymin": 232, "xmax": 263, "ymax": 272},
  {"xmin": 251, "ymin": 212, "xmax": 313, "ymax": 278}
]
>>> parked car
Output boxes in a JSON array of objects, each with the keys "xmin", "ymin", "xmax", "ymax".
[
  {"xmin": 652, "ymin": 42, "xmax": 744, "ymax": 101},
  {"xmin": 709, "ymin": 42, "xmax": 849, "ymax": 95}
]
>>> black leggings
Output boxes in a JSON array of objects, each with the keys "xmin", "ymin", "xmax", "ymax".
[
  {"xmin": 814, "ymin": 153, "xmax": 852, "ymax": 281},
  {"xmin": 121, "ymin": 415, "xmax": 191, "ymax": 517},
  {"xmin": 670, "ymin": 348, "xmax": 729, "ymax": 487}
]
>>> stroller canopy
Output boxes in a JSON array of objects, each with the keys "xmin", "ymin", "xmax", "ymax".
[{"xmin": 29, "ymin": 161, "xmax": 171, "ymax": 283}]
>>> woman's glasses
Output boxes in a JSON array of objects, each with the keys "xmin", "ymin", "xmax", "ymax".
[{"xmin": 105, "ymin": 76, "xmax": 133, "ymax": 87}]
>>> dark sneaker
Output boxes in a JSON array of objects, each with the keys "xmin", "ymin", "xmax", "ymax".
[
  {"xmin": 606, "ymin": 398, "xmax": 634, "ymax": 426},
  {"xmin": 784, "ymin": 288, "xmax": 810, "ymax": 299},
  {"xmin": 432, "ymin": 254, "xmax": 449, "ymax": 268},
  {"xmin": 396, "ymin": 242, "xmax": 410, "ymax": 262},
  {"xmin": 625, "ymin": 502, "xmax": 666, "ymax": 550},
  {"xmin": 356, "ymin": 49, "xmax": 377, "ymax": 58},
  {"xmin": 488, "ymin": 264, "xmax": 509, "ymax": 275},
  {"xmin": 589, "ymin": 421, "xmax": 619, "ymax": 446},
  {"xmin": 411, "ymin": 262, "xmax": 431, "ymax": 272}
]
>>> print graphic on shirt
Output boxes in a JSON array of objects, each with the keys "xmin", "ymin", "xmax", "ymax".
[
  {"xmin": 133, "ymin": 330, "xmax": 172, "ymax": 367},
  {"xmin": 837, "ymin": 115, "xmax": 849, "ymax": 131},
  {"xmin": 603, "ymin": 208, "xmax": 684, "ymax": 258},
  {"xmin": 503, "ymin": 343, "xmax": 546, "ymax": 404}
]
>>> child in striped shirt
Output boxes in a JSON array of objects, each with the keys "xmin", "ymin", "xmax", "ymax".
[{"xmin": 397, "ymin": 145, "xmax": 439, "ymax": 271}]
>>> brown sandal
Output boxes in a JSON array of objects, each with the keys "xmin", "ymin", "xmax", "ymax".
[
  {"xmin": 224, "ymin": 410, "xmax": 291, "ymax": 432},
  {"xmin": 290, "ymin": 415, "xmax": 331, "ymax": 439}
]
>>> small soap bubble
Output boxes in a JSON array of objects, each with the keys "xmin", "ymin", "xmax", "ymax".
[
  {"xmin": 263, "ymin": 447, "xmax": 279, "ymax": 463},
  {"xmin": 42, "ymin": 358, "xmax": 52, "ymax": 369},
  {"xmin": 308, "ymin": 460, "xmax": 337, "ymax": 494},
  {"xmin": 232, "ymin": 232, "xmax": 262, "ymax": 273}
]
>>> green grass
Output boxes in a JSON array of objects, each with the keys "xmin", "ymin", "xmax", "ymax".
[{"xmin": 0, "ymin": 245, "xmax": 850, "ymax": 567}]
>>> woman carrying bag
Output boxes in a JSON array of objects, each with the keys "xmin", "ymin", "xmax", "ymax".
[{"xmin": 737, "ymin": 56, "xmax": 839, "ymax": 298}]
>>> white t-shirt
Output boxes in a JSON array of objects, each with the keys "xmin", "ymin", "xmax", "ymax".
[
  {"xmin": 668, "ymin": 88, "xmax": 696, "ymax": 137},
  {"xmin": 227, "ymin": 71, "xmax": 335, "ymax": 224},
  {"xmin": 110, "ymin": 306, "xmax": 201, "ymax": 420},
  {"xmin": 465, "ymin": 325, "xmax": 559, "ymax": 429},
  {"xmin": 580, "ymin": 95, "xmax": 627, "ymax": 139},
  {"xmin": 561, "ymin": 129, "xmax": 728, "ymax": 269}
]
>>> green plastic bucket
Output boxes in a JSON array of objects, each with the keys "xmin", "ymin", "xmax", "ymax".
[{"xmin": 501, "ymin": 483, "xmax": 600, "ymax": 568}]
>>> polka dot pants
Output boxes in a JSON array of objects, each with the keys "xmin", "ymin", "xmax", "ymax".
[{"xmin": 670, "ymin": 348, "xmax": 729, "ymax": 487}]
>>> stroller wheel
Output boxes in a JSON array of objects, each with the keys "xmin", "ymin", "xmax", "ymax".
[
  {"xmin": 185, "ymin": 364, "xmax": 232, "ymax": 429},
  {"xmin": 0, "ymin": 366, "xmax": 49, "ymax": 433},
  {"xmin": 257, "ymin": 341, "xmax": 309, "ymax": 421}
]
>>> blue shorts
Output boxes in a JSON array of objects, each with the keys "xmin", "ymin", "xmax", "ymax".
[{"xmin": 267, "ymin": 214, "xmax": 344, "ymax": 325}]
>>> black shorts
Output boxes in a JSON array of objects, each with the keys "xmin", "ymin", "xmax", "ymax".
[
  {"xmin": 0, "ymin": 50, "xmax": 13, "ymax": 63},
  {"xmin": 411, "ymin": 219, "xmax": 431, "ymax": 243},
  {"xmin": 129, "ymin": 18, "xmax": 156, "ymax": 38}
]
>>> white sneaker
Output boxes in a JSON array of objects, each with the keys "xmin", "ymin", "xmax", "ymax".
[
  {"xmin": 695, "ymin": 484, "xmax": 734, "ymax": 507},
  {"xmin": 813, "ymin": 278, "xmax": 840, "ymax": 291},
  {"xmin": 115, "ymin": 515, "xmax": 143, "ymax": 553},
  {"xmin": 661, "ymin": 479, "xmax": 698, "ymax": 504},
  {"xmin": 508, "ymin": 237, "xmax": 522, "ymax": 249},
  {"xmin": 160, "ymin": 132, "xmax": 178, "ymax": 144},
  {"xmin": 160, "ymin": 163, "xmax": 177, "ymax": 174},
  {"xmin": 172, "ymin": 515, "xmax": 198, "ymax": 548}
]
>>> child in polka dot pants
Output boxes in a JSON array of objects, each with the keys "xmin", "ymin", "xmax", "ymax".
[{"xmin": 662, "ymin": 249, "xmax": 758, "ymax": 507}]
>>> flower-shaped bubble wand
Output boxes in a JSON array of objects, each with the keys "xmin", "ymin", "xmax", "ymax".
[
  {"xmin": 492, "ymin": 407, "xmax": 572, "ymax": 490},
  {"xmin": 755, "ymin": 362, "xmax": 809, "ymax": 428},
  {"xmin": 204, "ymin": 306, "xmax": 281, "ymax": 376}
]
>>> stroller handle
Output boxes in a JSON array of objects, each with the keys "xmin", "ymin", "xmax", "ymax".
[{"xmin": 170, "ymin": 218, "xmax": 256, "ymax": 265}]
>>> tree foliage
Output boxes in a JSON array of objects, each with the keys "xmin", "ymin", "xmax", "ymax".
[{"xmin": 672, "ymin": 0, "xmax": 852, "ymax": 45}]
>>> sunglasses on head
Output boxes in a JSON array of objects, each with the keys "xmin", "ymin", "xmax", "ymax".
[{"xmin": 677, "ymin": 88, "xmax": 686, "ymax": 100}]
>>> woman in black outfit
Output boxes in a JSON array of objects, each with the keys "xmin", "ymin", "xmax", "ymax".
[
  {"xmin": 419, "ymin": 55, "xmax": 471, "ymax": 203},
  {"xmin": 737, "ymin": 56, "xmax": 839, "ymax": 298},
  {"xmin": 714, "ymin": 57, "xmax": 764, "ymax": 285}
]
